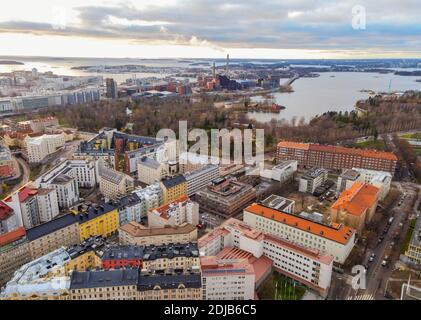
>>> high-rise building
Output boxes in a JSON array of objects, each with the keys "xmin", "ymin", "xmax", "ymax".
[{"xmin": 105, "ymin": 78, "xmax": 118, "ymax": 99}]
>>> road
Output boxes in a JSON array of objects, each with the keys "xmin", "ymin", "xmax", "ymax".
[
  {"xmin": 329, "ymin": 181, "xmax": 420, "ymax": 300},
  {"xmin": 9, "ymin": 155, "xmax": 30, "ymax": 192}
]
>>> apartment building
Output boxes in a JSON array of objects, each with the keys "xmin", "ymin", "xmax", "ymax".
[
  {"xmin": 132, "ymin": 183, "xmax": 163, "ymax": 220},
  {"xmin": 38, "ymin": 165, "xmax": 80, "ymax": 209},
  {"xmin": 26, "ymin": 214, "xmax": 79, "ymax": 259},
  {"xmin": 148, "ymin": 196, "xmax": 199, "ymax": 228},
  {"xmin": 198, "ymin": 218, "xmax": 333, "ymax": 296},
  {"xmin": 277, "ymin": 141, "xmax": 398, "ymax": 174},
  {"xmin": 330, "ymin": 182, "xmax": 380, "ymax": 233},
  {"xmin": 0, "ymin": 201, "xmax": 18, "ymax": 234},
  {"xmin": 0, "ymin": 248, "xmax": 72, "ymax": 300},
  {"xmin": 35, "ymin": 188, "xmax": 60, "ymax": 223},
  {"xmin": 72, "ymin": 202, "xmax": 119, "ymax": 241},
  {"xmin": 299, "ymin": 168, "xmax": 328, "ymax": 194},
  {"xmin": 25, "ymin": 133, "xmax": 65, "ymax": 163},
  {"xmin": 243, "ymin": 203, "xmax": 356, "ymax": 264},
  {"xmin": 183, "ymin": 164, "xmax": 220, "ymax": 197},
  {"xmin": 137, "ymin": 271, "xmax": 202, "ymax": 300},
  {"xmin": 115, "ymin": 193, "xmax": 142, "ymax": 226},
  {"xmin": 119, "ymin": 221, "xmax": 197, "ymax": 246},
  {"xmin": 99, "ymin": 165, "xmax": 134, "ymax": 200},
  {"xmin": 160, "ymin": 175, "xmax": 187, "ymax": 204},
  {"xmin": 2, "ymin": 186, "xmax": 61, "ymax": 229},
  {"xmin": 69, "ymin": 269, "xmax": 138, "ymax": 300},
  {"xmin": 0, "ymin": 228, "xmax": 31, "ymax": 287},
  {"xmin": 137, "ymin": 157, "xmax": 168, "ymax": 185},
  {"xmin": 201, "ymin": 256, "xmax": 255, "ymax": 300},
  {"xmin": 101, "ymin": 242, "xmax": 200, "ymax": 271},
  {"xmin": 195, "ymin": 177, "xmax": 256, "ymax": 218}
]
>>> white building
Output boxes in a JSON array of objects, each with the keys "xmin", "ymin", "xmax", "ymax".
[
  {"xmin": 201, "ymin": 256, "xmax": 256, "ymax": 300},
  {"xmin": 132, "ymin": 184, "xmax": 162, "ymax": 219},
  {"xmin": 36, "ymin": 188, "xmax": 60, "ymax": 223},
  {"xmin": 299, "ymin": 168, "xmax": 328, "ymax": 194},
  {"xmin": 39, "ymin": 166, "xmax": 79, "ymax": 209},
  {"xmin": 148, "ymin": 196, "xmax": 199, "ymax": 228},
  {"xmin": 183, "ymin": 164, "xmax": 219, "ymax": 197},
  {"xmin": 0, "ymin": 248, "xmax": 70, "ymax": 299},
  {"xmin": 25, "ymin": 133, "xmax": 65, "ymax": 163},
  {"xmin": 199, "ymin": 218, "xmax": 333, "ymax": 296},
  {"xmin": 67, "ymin": 159, "xmax": 97, "ymax": 188},
  {"xmin": 353, "ymin": 168, "xmax": 392, "ymax": 201},
  {"xmin": 261, "ymin": 194, "xmax": 295, "ymax": 214},
  {"xmin": 243, "ymin": 203, "xmax": 356, "ymax": 264},
  {"xmin": 262, "ymin": 160, "xmax": 298, "ymax": 183},
  {"xmin": 137, "ymin": 157, "xmax": 168, "ymax": 185}
]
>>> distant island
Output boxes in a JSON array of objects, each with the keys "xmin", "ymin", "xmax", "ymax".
[{"xmin": 0, "ymin": 60, "xmax": 24, "ymax": 65}]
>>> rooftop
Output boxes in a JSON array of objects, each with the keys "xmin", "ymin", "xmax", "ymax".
[
  {"xmin": 340, "ymin": 169, "xmax": 361, "ymax": 181},
  {"xmin": 261, "ymin": 194, "xmax": 295, "ymax": 212},
  {"xmin": 26, "ymin": 214, "xmax": 77, "ymax": 241},
  {"xmin": 120, "ymin": 221, "xmax": 196, "ymax": 238},
  {"xmin": 245, "ymin": 203, "xmax": 355, "ymax": 245},
  {"xmin": 138, "ymin": 272, "xmax": 201, "ymax": 291},
  {"xmin": 70, "ymin": 269, "xmax": 139, "ymax": 289},
  {"xmin": 73, "ymin": 201, "xmax": 118, "ymax": 224},
  {"xmin": 151, "ymin": 195, "xmax": 190, "ymax": 220},
  {"xmin": 102, "ymin": 242, "xmax": 199, "ymax": 262},
  {"xmin": 0, "ymin": 200, "xmax": 13, "ymax": 221},
  {"xmin": 0, "ymin": 227, "xmax": 26, "ymax": 247},
  {"xmin": 331, "ymin": 182, "xmax": 380, "ymax": 217},
  {"xmin": 302, "ymin": 168, "xmax": 328, "ymax": 180},
  {"xmin": 161, "ymin": 175, "xmax": 186, "ymax": 189}
]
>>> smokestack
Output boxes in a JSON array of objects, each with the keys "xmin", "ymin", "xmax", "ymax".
[{"xmin": 226, "ymin": 54, "xmax": 230, "ymax": 76}]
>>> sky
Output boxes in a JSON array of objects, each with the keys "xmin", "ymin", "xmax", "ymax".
[{"xmin": 0, "ymin": 0, "xmax": 421, "ymax": 59}]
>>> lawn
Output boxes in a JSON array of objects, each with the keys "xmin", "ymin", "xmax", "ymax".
[
  {"xmin": 257, "ymin": 271, "xmax": 306, "ymax": 300},
  {"xmin": 401, "ymin": 132, "xmax": 421, "ymax": 140},
  {"xmin": 353, "ymin": 139, "xmax": 386, "ymax": 151}
]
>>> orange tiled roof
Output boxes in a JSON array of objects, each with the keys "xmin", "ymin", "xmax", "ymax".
[
  {"xmin": 309, "ymin": 143, "xmax": 397, "ymax": 161},
  {"xmin": 277, "ymin": 140, "xmax": 310, "ymax": 150},
  {"xmin": 331, "ymin": 182, "xmax": 380, "ymax": 217},
  {"xmin": 245, "ymin": 203, "xmax": 355, "ymax": 244},
  {"xmin": 0, "ymin": 227, "xmax": 26, "ymax": 246}
]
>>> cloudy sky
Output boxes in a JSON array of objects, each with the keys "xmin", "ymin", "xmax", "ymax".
[{"xmin": 1, "ymin": 0, "xmax": 420, "ymax": 59}]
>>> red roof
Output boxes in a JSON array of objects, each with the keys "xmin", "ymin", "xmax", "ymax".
[
  {"xmin": 0, "ymin": 227, "xmax": 26, "ymax": 246},
  {"xmin": 0, "ymin": 165, "xmax": 13, "ymax": 178},
  {"xmin": 0, "ymin": 201, "xmax": 13, "ymax": 220}
]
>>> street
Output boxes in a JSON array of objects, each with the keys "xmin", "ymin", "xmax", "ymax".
[{"xmin": 329, "ymin": 181, "xmax": 420, "ymax": 300}]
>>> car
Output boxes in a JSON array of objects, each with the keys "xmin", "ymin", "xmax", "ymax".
[
  {"xmin": 399, "ymin": 222, "xmax": 404, "ymax": 227},
  {"xmin": 378, "ymin": 236, "xmax": 384, "ymax": 244},
  {"xmin": 381, "ymin": 260, "xmax": 388, "ymax": 267},
  {"xmin": 388, "ymin": 217, "xmax": 395, "ymax": 225},
  {"xmin": 369, "ymin": 253, "xmax": 376, "ymax": 262}
]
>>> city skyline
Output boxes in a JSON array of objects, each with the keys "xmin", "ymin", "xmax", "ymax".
[{"xmin": 0, "ymin": 0, "xmax": 421, "ymax": 59}]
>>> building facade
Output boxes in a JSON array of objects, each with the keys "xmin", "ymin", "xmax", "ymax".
[{"xmin": 277, "ymin": 141, "xmax": 398, "ymax": 174}]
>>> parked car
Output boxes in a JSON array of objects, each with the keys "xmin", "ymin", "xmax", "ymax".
[{"xmin": 369, "ymin": 253, "xmax": 376, "ymax": 262}]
